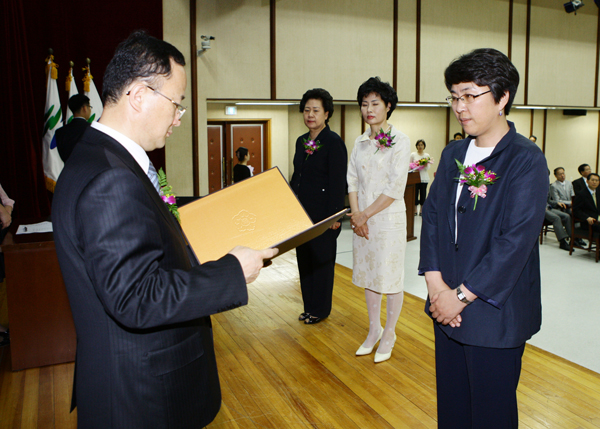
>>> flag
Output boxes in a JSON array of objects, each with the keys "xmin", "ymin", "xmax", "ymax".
[
  {"xmin": 43, "ymin": 55, "xmax": 64, "ymax": 192},
  {"xmin": 65, "ymin": 62, "xmax": 78, "ymax": 124},
  {"xmin": 83, "ymin": 61, "xmax": 103, "ymax": 122}
]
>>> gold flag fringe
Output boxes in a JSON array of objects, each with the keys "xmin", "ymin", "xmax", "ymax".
[
  {"xmin": 45, "ymin": 177, "xmax": 57, "ymax": 193},
  {"xmin": 82, "ymin": 65, "xmax": 93, "ymax": 93},
  {"xmin": 45, "ymin": 55, "xmax": 58, "ymax": 81},
  {"xmin": 66, "ymin": 67, "xmax": 73, "ymax": 91}
]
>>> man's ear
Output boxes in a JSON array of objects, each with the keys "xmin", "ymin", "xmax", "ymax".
[{"xmin": 127, "ymin": 83, "xmax": 147, "ymax": 114}]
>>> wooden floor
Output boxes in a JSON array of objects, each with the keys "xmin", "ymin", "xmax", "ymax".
[{"xmin": 1, "ymin": 252, "xmax": 599, "ymax": 428}]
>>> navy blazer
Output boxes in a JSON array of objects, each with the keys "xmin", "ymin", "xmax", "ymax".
[
  {"xmin": 53, "ymin": 126, "xmax": 247, "ymax": 428},
  {"xmin": 419, "ymin": 122, "xmax": 548, "ymax": 348},
  {"xmin": 290, "ymin": 125, "xmax": 348, "ymax": 223}
]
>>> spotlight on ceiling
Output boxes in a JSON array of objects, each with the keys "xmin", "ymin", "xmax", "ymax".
[{"xmin": 564, "ymin": 0, "xmax": 584, "ymax": 14}]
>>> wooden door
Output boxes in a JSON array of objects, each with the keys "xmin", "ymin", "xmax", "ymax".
[{"xmin": 207, "ymin": 125, "xmax": 224, "ymax": 194}]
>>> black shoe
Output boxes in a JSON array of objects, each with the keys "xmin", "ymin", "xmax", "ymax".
[
  {"xmin": 559, "ymin": 239, "xmax": 570, "ymax": 251},
  {"xmin": 304, "ymin": 315, "xmax": 324, "ymax": 325},
  {"xmin": 575, "ymin": 238, "xmax": 587, "ymax": 247},
  {"xmin": 298, "ymin": 312, "xmax": 310, "ymax": 321}
]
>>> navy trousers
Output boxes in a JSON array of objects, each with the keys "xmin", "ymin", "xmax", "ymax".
[{"xmin": 434, "ymin": 322, "xmax": 526, "ymax": 429}]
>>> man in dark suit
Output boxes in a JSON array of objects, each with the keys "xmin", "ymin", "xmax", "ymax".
[
  {"xmin": 52, "ymin": 31, "xmax": 276, "ymax": 428},
  {"xmin": 573, "ymin": 163, "xmax": 592, "ymax": 196},
  {"xmin": 419, "ymin": 49, "xmax": 547, "ymax": 428},
  {"xmin": 55, "ymin": 94, "xmax": 92, "ymax": 162},
  {"xmin": 573, "ymin": 173, "xmax": 600, "ymax": 233}
]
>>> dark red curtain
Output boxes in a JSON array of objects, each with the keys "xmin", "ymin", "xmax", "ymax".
[{"xmin": 1, "ymin": 0, "xmax": 163, "ymax": 221}]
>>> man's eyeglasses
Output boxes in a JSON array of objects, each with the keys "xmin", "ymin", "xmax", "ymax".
[
  {"xmin": 446, "ymin": 90, "xmax": 492, "ymax": 106},
  {"xmin": 146, "ymin": 86, "xmax": 187, "ymax": 120}
]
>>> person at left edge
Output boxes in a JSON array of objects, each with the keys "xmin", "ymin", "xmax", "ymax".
[
  {"xmin": 52, "ymin": 31, "xmax": 277, "ymax": 429},
  {"xmin": 290, "ymin": 88, "xmax": 348, "ymax": 325},
  {"xmin": 55, "ymin": 93, "xmax": 92, "ymax": 162}
]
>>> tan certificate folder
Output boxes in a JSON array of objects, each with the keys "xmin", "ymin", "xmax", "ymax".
[{"xmin": 179, "ymin": 167, "xmax": 348, "ymax": 263}]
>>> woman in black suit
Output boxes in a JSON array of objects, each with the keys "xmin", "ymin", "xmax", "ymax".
[
  {"xmin": 233, "ymin": 147, "xmax": 252, "ymax": 183},
  {"xmin": 290, "ymin": 88, "xmax": 348, "ymax": 324}
]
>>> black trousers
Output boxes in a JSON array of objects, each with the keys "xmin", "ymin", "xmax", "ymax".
[
  {"xmin": 296, "ymin": 227, "xmax": 340, "ymax": 318},
  {"xmin": 0, "ymin": 227, "xmax": 8, "ymax": 281},
  {"xmin": 434, "ymin": 323, "xmax": 525, "ymax": 429},
  {"xmin": 415, "ymin": 182, "xmax": 428, "ymax": 206}
]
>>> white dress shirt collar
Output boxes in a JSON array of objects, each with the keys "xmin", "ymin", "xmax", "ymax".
[{"xmin": 91, "ymin": 121, "xmax": 150, "ymax": 174}]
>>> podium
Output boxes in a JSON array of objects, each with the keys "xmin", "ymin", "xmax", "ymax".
[
  {"xmin": 404, "ymin": 172, "xmax": 421, "ymax": 242},
  {"xmin": 1, "ymin": 222, "xmax": 76, "ymax": 370}
]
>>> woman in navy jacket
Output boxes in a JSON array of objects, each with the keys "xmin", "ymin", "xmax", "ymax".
[
  {"xmin": 419, "ymin": 49, "xmax": 547, "ymax": 428},
  {"xmin": 290, "ymin": 88, "xmax": 348, "ymax": 325}
]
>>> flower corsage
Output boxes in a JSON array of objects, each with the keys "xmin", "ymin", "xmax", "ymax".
[
  {"xmin": 374, "ymin": 128, "xmax": 396, "ymax": 154},
  {"xmin": 409, "ymin": 156, "xmax": 433, "ymax": 171},
  {"xmin": 455, "ymin": 159, "xmax": 499, "ymax": 210},
  {"xmin": 303, "ymin": 138, "xmax": 322, "ymax": 160},
  {"xmin": 158, "ymin": 167, "xmax": 181, "ymax": 223}
]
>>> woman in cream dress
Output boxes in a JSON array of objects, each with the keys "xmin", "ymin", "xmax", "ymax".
[{"xmin": 347, "ymin": 77, "xmax": 410, "ymax": 363}]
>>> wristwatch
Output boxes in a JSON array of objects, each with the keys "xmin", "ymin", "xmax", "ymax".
[{"xmin": 456, "ymin": 286, "xmax": 472, "ymax": 305}]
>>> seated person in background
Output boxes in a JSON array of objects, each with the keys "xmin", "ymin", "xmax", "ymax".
[
  {"xmin": 545, "ymin": 185, "xmax": 572, "ymax": 251},
  {"xmin": 449, "ymin": 132, "xmax": 464, "ymax": 144},
  {"xmin": 55, "ymin": 94, "xmax": 92, "ymax": 162},
  {"xmin": 550, "ymin": 167, "xmax": 574, "ymax": 212},
  {"xmin": 573, "ymin": 173, "xmax": 600, "ymax": 234},
  {"xmin": 529, "ymin": 135, "xmax": 537, "ymax": 143},
  {"xmin": 233, "ymin": 146, "xmax": 253, "ymax": 183},
  {"xmin": 573, "ymin": 163, "xmax": 592, "ymax": 196}
]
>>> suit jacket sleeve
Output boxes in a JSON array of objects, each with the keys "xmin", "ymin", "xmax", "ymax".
[
  {"xmin": 327, "ymin": 132, "xmax": 348, "ymax": 216},
  {"xmin": 462, "ymin": 149, "xmax": 547, "ymax": 307},
  {"xmin": 418, "ymin": 146, "xmax": 447, "ymax": 274},
  {"xmin": 76, "ymin": 166, "xmax": 247, "ymax": 330}
]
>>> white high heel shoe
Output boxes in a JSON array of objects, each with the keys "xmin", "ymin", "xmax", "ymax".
[
  {"xmin": 374, "ymin": 334, "xmax": 397, "ymax": 363},
  {"xmin": 355, "ymin": 329, "xmax": 383, "ymax": 356}
]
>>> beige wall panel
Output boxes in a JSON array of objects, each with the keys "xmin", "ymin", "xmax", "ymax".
[
  {"xmin": 207, "ymin": 104, "xmax": 290, "ymax": 179},
  {"xmin": 528, "ymin": 1, "xmax": 597, "ymax": 107},
  {"xmin": 276, "ymin": 0, "xmax": 394, "ymax": 101},
  {"xmin": 197, "ymin": 0, "xmax": 270, "ymax": 99},
  {"xmin": 396, "ymin": 0, "xmax": 417, "ymax": 101},
  {"xmin": 287, "ymin": 107, "xmax": 306, "ymax": 179},
  {"xmin": 544, "ymin": 110, "xmax": 598, "ymax": 182},
  {"xmin": 530, "ymin": 110, "xmax": 545, "ymax": 147},
  {"xmin": 420, "ymin": 0, "xmax": 510, "ymax": 103},
  {"xmin": 164, "ymin": 0, "xmax": 194, "ymax": 196},
  {"xmin": 511, "ymin": 0, "xmax": 528, "ymax": 106}
]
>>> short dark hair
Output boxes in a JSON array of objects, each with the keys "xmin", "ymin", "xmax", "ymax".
[
  {"xmin": 578, "ymin": 164, "xmax": 590, "ymax": 173},
  {"xmin": 453, "ymin": 132, "xmax": 464, "ymax": 139},
  {"xmin": 530, "ymin": 135, "xmax": 537, "ymax": 141},
  {"xmin": 68, "ymin": 94, "xmax": 90, "ymax": 113},
  {"xmin": 553, "ymin": 167, "xmax": 565, "ymax": 176},
  {"xmin": 357, "ymin": 77, "xmax": 398, "ymax": 119},
  {"xmin": 416, "ymin": 139, "xmax": 426, "ymax": 149},
  {"xmin": 235, "ymin": 147, "xmax": 248, "ymax": 162},
  {"xmin": 299, "ymin": 88, "xmax": 334, "ymax": 124},
  {"xmin": 102, "ymin": 30, "xmax": 186, "ymax": 106},
  {"xmin": 444, "ymin": 48, "xmax": 519, "ymax": 115},
  {"xmin": 587, "ymin": 173, "xmax": 600, "ymax": 181}
]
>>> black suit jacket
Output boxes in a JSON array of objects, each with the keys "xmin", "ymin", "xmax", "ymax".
[
  {"xmin": 419, "ymin": 122, "xmax": 547, "ymax": 348},
  {"xmin": 52, "ymin": 126, "xmax": 247, "ymax": 428},
  {"xmin": 55, "ymin": 117, "xmax": 90, "ymax": 162},
  {"xmin": 573, "ymin": 177, "xmax": 587, "ymax": 196},
  {"xmin": 573, "ymin": 189, "xmax": 599, "ymax": 221},
  {"xmin": 290, "ymin": 125, "xmax": 348, "ymax": 223}
]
